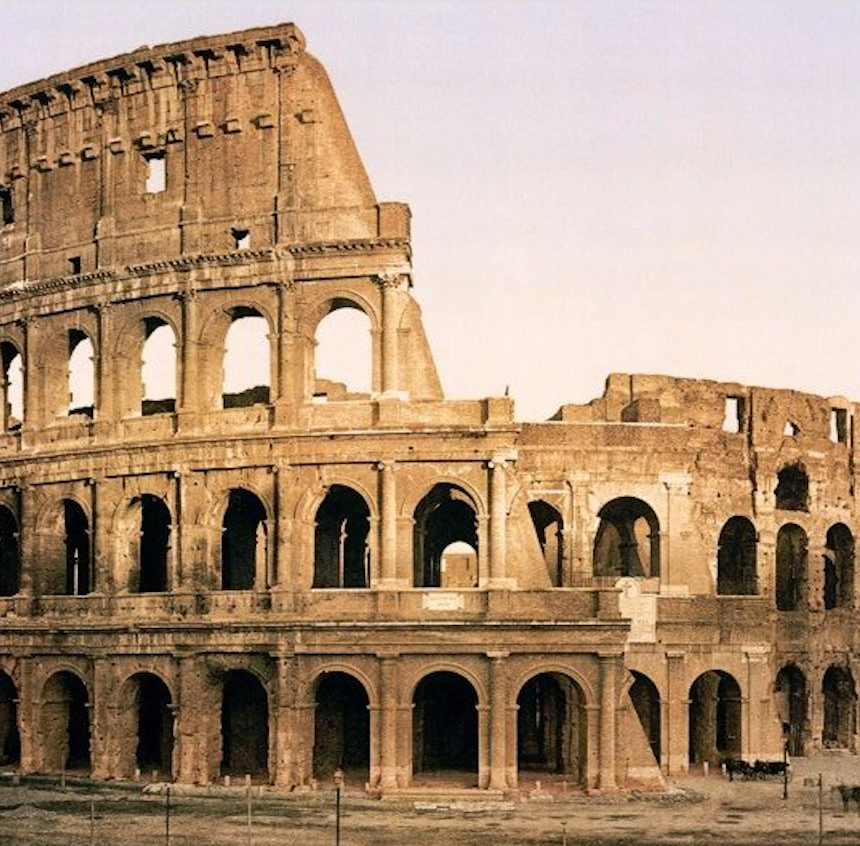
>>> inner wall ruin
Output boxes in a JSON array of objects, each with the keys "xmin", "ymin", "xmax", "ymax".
[{"xmin": 0, "ymin": 22, "xmax": 855, "ymax": 791}]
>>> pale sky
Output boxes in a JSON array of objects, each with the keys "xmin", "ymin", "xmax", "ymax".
[{"xmin": 3, "ymin": 2, "xmax": 859, "ymax": 421}]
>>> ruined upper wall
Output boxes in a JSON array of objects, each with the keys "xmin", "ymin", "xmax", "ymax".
[{"xmin": 0, "ymin": 24, "xmax": 409, "ymax": 285}]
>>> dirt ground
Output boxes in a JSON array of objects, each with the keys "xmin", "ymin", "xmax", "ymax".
[{"xmin": 0, "ymin": 754, "xmax": 859, "ymax": 846}]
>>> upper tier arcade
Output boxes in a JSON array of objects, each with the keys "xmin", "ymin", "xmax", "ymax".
[{"xmin": 0, "ymin": 23, "xmax": 410, "ymax": 283}]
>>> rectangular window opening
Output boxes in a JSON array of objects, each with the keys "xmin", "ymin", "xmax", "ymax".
[
  {"xmin": 144, "ymin": 153, "xmax": 166, "ymax": 194},
  {"xmin": 722, "ymin": 396, "xmax": 744, "ymax": 433},
  {"xmin": 0, "ymin": 188, "xmax": 13, "ymax": 226},
  {"xmin": 831, "ymin": 408, "xmax": 848, "ymax": 444},
  {"xmin": 68, "ymin": 256, "xmax": 81, "ymax": 275}
]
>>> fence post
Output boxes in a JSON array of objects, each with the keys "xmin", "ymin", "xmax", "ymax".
[{"xmin": 818, "ymin": 773, "xmax": 823, "ymax": 846}]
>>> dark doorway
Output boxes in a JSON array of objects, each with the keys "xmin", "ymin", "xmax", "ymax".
[
  {"xmin": 0, "ymin": 505, "xmax": 19, "ymax": 597},
  {"xmin": 688, "ymin": 671, "xmax": 741, "ymax": 766},
  {"xmin": 630, "ymin": 671, "xmax": 661, "ymax": 764},
  {"xmin": 775, "ymin": 464, "xmax": 808, "ymax": 512},
  {"xmin": 64, "ymin": 500, "xmax": 90, "ymax": 596},
  {"xmin": 528, "ymin": 500, "xmax": 564, "ymax": 586},
  {"xmin": 313, "ymin": 486, "xmax": 370, "ymax": 588},
  {"xmin": 139, "ymin": 495, "xmax": 171, "ymax": 592},
  {"xmin": 413, "ymin": 672, "xmax": 478, "ymax": 783},
  {"xmin": 775, "ymin": 524, "xmax": 807, "ymax": 611},
  {"xmin": 313, "ymin": 672, "xmax": 370, "ymax": 782},
  {"xmin": 717, "ymin": 517, "xmax": 757, "ymax": 595},
  {"xmin": 775, "ymin": 665, "xmax": 807, "ymax": 757},
  {"xmin": 222, "ymin": 489, "xmax": 267, "ymax": 590},
  {"xmin": 413, "ymin": 484, "xmax": 478, "ymax": 588},
  {"xmin": 517, "ymin": 672, "xmax": 586, "ymax": 786},
  {"xmin": 0, "ymin": 673, "xmax": 19, "ymax": 767},
  {"xmin": 135, "ymin": 674, "xmax": 173, "ymax": 776},
  {"xmin": 823, "ymin": 666, "xmax": 856, "ymax": 750},
  {"xmin": 824, "ymin": 524, "xmax": 854, "ymax": 610},
  {"xmin": 41, "ymin": 671, "xmax": 90, "ymax": 772},
  {"xmin": 593, "ymin": 497, "xmax": 660, "ymax": 578},
  {"xmin": 221, "ymin": 670, "xmax": 269, "ymax": 778}
]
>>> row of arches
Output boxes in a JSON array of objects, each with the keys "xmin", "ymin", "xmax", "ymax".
[
  {"xmin": 0, "ymin": 302, "xmax": 375, "ymax": 427},
  {"xmin": 0, "ymin": 488, "xmax": 853, "ymax": 598}
]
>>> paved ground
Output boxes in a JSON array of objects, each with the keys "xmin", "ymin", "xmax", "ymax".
[{"xmin": 0, "ymin": 754, "xmax": 859, "ymax": 845}]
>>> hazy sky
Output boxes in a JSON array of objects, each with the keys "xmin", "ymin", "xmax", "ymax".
[{"xmin": 3, "ymin": 2, "xmax": 859, "ymax": 420}]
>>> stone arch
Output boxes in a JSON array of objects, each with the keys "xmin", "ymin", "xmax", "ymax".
[
  {"xmin": 511, "ymin": 664, "xmax": 597, "ymax": 712},
  {"xmin": 301, "ymin": 291, "xmax": 381, "ymax": 339},
  {"xmin": 0, "ymin": 339, "xmax": 23, "ymax": 431},
  {"xmin": 775, "ymin": 664, "xmax": 807, "ymax": 757},
  {"xmin": 313, "ymin": 484, "xmax": 371, "ymax": 588},
  {"xmin": 399, "ymin": 475, "xmax": 488, "ymax": 521},
  {"xmin": 0, "ymin": 502, "xmax": 19, "ymax": 597},
  {"xmin": 114, "ymin": 493, "xmax": 172, "ymax": 594},
  {"xmin": 717, "ymin": 516, "xmax": 757, "ymax": 595},
  {"xmin": 824, "ymin": 523, "xmax": 854, "ymax": 610},
  {"xmin": 312, "ymin": 670, "xmax": 371, "ymax": 783},
  {"xmin": 307, "ymin": 663, "xmax": 377, "ymax": 706},
  {"xmin": 528, "ymin": 499, "xmax": 564, "ymax": 587},
  {"xmin": 40, "ymin": 669, "xmax": 91, "ymax": 773},
  {"xmin": 515, "ymin": 670, "xmax": 588, "ymax": 787},
  {"xmin": 220, "ymin": 668, "xmax": 270, "ymax": 779},
  {"xmin": 822, "ymin": 665, "xmax": 856, "ymax": 750},
  {"xmin": 115, "ymin": 671, "xmax": 174, "ymax": 779},
  {"xmin": 776, "ymin": 523, "xmax": 808, "ymax": 611},
  {"xmin": 33, "ymin": 496, "xmax": 90, "ymax": 597},
  {"xmin": 627, "ymin": 670, "xmax": 661, "ymax": 764},
  {"xmin": 198, "ymin": 302, "xmax": 275, "ymax": 411},
  {"xmin": 221, "ymin": 488, "xmax": 269, "ymax": 590},
  {"xmin": 413, "ymin": 483, "xmax": 480, "ymax": 588},
  {"xmin": 313, "ymin": 302, "xmax": 374, "ymax": 399},
  {"xmin": 67, "ymin": 329, "xmax": 96, "ymax": 417},
  {"xmin": 0, "ymin": 671, "xmax": 20, "ymax": 768},
  {"xmin": 688, "ymin": 670, "xmax": 742, "ymax": 766},
  {"xmin": 593, "ymin": 497, "xmax": 660, "ymax": 578},
  {"xmin": 412, "ymin": 669, "xmax": 480, "ymax": 785}
]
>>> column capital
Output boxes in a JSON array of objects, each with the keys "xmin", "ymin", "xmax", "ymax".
[
  {"xmin": 376, "ymin": 460, "xmax": 396, "ymax": 472},
  {"xmin": 373, "ymin": 272, "xmax": 409, "ymax": 291},
  {"xmin": 376, "ymin": 651, "xmax": 400, "ymax": 661},
  {"xmin": 487, "ymin": 651, "xmax": 509, "ymax": 661}
]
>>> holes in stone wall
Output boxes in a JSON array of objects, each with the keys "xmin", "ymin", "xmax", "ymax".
[
  {"xmin": 222, "ymin": 310, "xmax": 270, "ymax": 408},
  {"xmin": 784, "ymin": 421, "xmax": 800, "ymax": 437},
  {"xmin": 139, "ymin": 495, "xmax": 171, "ymax": 593},
  {"xmin": 413, "ymin": 484, "xmax": 478, "ymax": 588},
  {"xmin": 1, "ymin": 342, "xmax": 23, "ymax": 431},
  {"xmin": 831, "ymin": 408, "xmax": 849, "ymax": 444},
  {"xmin": 221, "ymin": 489, "xmax": 267, "ymax": 590},
  {"xmin": 41, "ymin": 672, "xmax": 90, "ymax": 773},
  {"xmin": 688, "ymin": 670, "xmax": 742, "ymax": 766},
  {"xmin": 221, "ymin": 670, "xmax": 268, "ymax": 777},
  {"xmin": 0, "ymin": 188, "xmax": 13, "ymax": 226},
  {"xmin": 141, "ymin": 320, "xmax": 176, "ymax": 415},
  {"xmin": 528, "ymin": 500, "xmax": 564, "ymax": 586},
  {"xmin": 231, "ymin": 228, "xmax": 250, "ymax": 250},
  {"xmin": 313, "ymin": 485, "xmax": 370, "ymax": 588},
  {"xmin": 0, "ymin": 673, "xmax": 19, "ymax": 768},
  {"xmin": 313, "ymin": 673, "xmax": 370, "ymax": 782},
  {"xmin": 629, "ymin": 671, "xmax": 661, "ymax": 765},
  {"xmin": 824, "ymin": 523, "xmax": 854, "ymax": 611},
  {"xmin": 68, "ymin": 256, "xmax": 81, "ymax": 276},
  {"xmin": 822, "ymin": 666, "xmax": 856, "ymax": 750},
  {"xmin": 144, "ymin": 153, "xmax": 166, "ymax": 194},
  {"xmin": 63, "ymin": 499, "xmax": 91, "ymax": 596},
  {"xmin": 775, "ymin": 665, "xmax": 807, "ymax": 757},
  {"xmin": 593, "ymin": 497, "xmax": 660, "ymax": 578},
  {"xmin": 775, "ymin": 463, "xmax": 808, "ymax": 512},
  {"xmin": 0, "ymin": 505, "xmax": 20, "ymax": 598},
  {"xmin": 775, "ymin": 523, "xmax": 807, "ymax": 611},
  {"xmin": 68, "ymin": 330, "xmax": 94, "ymax": 417},
  {"xmin": 716, "ymin": 516, "xmax": 757, "ymax": 596},
  {"xmin": 722, "ymin": 396, "xmax": 744, "ymax": 433},
  {"xmin": 313, "ymin": 302, "xmax": 372, "ymax": 400}
]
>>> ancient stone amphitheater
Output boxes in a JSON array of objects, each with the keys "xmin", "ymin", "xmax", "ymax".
[{"xmin": 0, "ymin": 22, "xmax": 855, "ymax": 793}]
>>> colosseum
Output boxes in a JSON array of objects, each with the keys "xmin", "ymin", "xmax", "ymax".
[{"xmin": 0, "ymin": 21, "xmax": 854, "ymax": 794}]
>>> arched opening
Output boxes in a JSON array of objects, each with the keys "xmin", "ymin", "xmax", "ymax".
[
  {"xmin": 117, "ymin": 673, "xmax": 173, "ymax": 779},
  {"xmin": 139, "ymin": 495, "xmax": 171, "ymax": 593},
  {"xmin": 221, "ymin": 670, "xmax": 269, "ymax": 779},
  {"xmin": 221, "ymin": 489, "xmax": 267, "ymax": 590},
  {"xmin": 0, "ymin": 673, "xmax": 20, "ymax": 768},
  {"xmin": 313, "ymin": 302, "xmax": 372, "ymax": 401},
  {"xmin": 41, "ymin": 671, "xmax": 90, "ymax": 773},
  {"xmin": 68, "ymin": 330, "xmax": 95, "ymax": 418},
  {"xmin": 141, "ymin": 320, "xmax": 176, "ymax": 415},
  {"xmin": 528, "ymin": 500, "xmax": 564, "ymax": 586},
  {"xmin": 775, "ymin": 665, "xmax": 807, "ymax": 757},
  {"xmin": 222, "ymin": 310, "xmax": 270, "ymax": 408},
  {"xmin": 824, "ymin": 524, "xmax": 854, "ymax": 610},
  {"xmin": 313, "ymin": 485, "xmax": 370, "ymax": 588},
  {"xmin": 593, "ymin": 497, "xmax": 660, "ymax": 578},
  {"xmin": 0, "ymin": 505, "xmax": 19, "ymax": 597},
  {"xmin": 1, "ymin": 342, "xmax": 23, "ymax": 431},
  {"xmin": 717, "ymin": 517, "xmax": 757, "ymax": 595},
  {"xmin": 63, "ymin": 500, "xmax": 90, "ymax": 596},
  {"xmin": 413, "ymin": 484, "xmax": 479, "ymax": 588},
  {"xmin": 823, "ymin": 666, "xmax": 856, "ymax": 750},
  {"xmin": 629, "ymin": 671, "xmax": 661, "ymax": 764},
  {"xmin": 517, "ymin": 672, "xmax": 586, "ymax": 787},
  {"xmin": 313, "ymin": 672, "xmax": 370, "ymax": 784},
  {"xmin": 775, "ymin": 464, "xmax": 808, "ymax": 512},
  {"xmin": 776, "ymin": 524, "xmax": 808, "ymax": 611},
  {"xmin": 412, "ymin": 671, "xmax": 478, "ymax": 786},
  {"xmin": 688, "ymin": 671, "xmax": 741, "ymax": 767}
]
